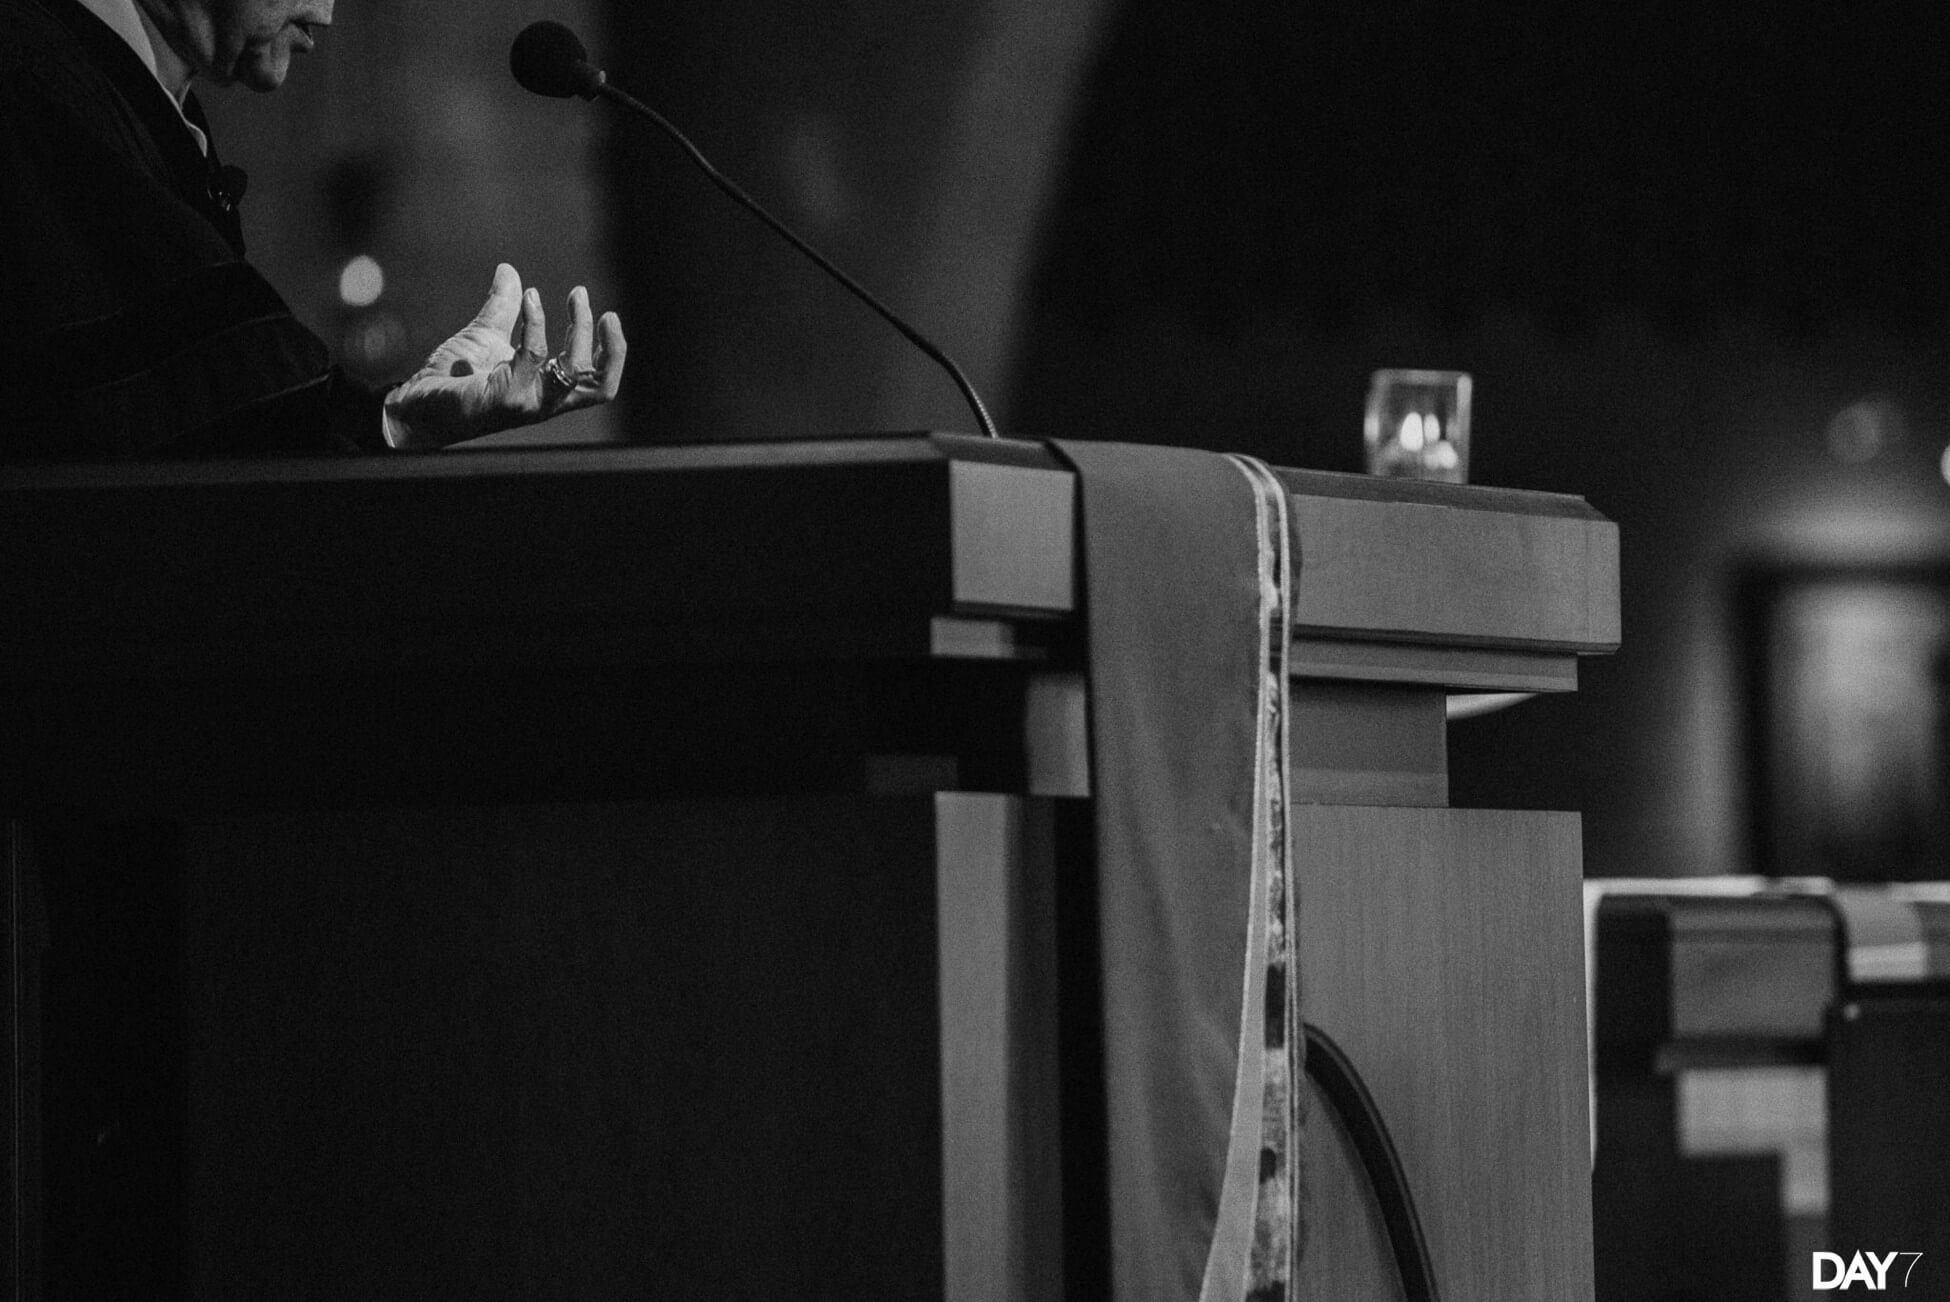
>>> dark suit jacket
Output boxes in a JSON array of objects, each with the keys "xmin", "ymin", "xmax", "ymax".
[{"xmin": 1, "ymin": 0, "xmax": 384, "ymax": 461}]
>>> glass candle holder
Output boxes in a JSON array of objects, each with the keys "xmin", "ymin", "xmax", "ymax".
[{"xmin": 1364, "ymin": 369, "xmax": 1472, "ymax": 484}]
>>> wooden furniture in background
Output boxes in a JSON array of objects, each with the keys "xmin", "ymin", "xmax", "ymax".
[{"xmin": 1591, "ymin": 888, "xmax": 1950, "ymax": 1301}]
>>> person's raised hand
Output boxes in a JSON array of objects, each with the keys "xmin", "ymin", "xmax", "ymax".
[{"xmin": 382, "ymin": 263, "xmax": 626, "ymax": 449}]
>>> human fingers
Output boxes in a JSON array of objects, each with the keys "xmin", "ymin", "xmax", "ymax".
[
  {"xmin": 564, "ymin": 286, "xmax": 595, "ymax": 373},
  {"xmin": 594, "ymin": 310, "xmax": 626, "ymax": 402},
  {"xmin": 468, "ymin": 263, "xmax": 524, "ymax": 338},
  {"xmin": 510, "ymin": 287, "xmax": 548, "ymax": 388}
]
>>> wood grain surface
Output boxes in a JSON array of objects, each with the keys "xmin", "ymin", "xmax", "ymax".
[
  {"xmin": 1296, "ymin": 805, "xmax": 1595, "ymax": 1301},
  {"xmin": 1290, "ymin": 494, "xmax": 1621, "ymax": 654}
]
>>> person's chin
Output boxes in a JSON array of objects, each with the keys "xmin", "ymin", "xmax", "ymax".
[{"xmin": 234, "ymin": 46, "xmax": 295, "ymax": 92}]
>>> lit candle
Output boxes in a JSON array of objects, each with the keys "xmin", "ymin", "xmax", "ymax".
[{"xmin": 1399, "ymin": 412, "xmax": 1426, "ymax": 453}]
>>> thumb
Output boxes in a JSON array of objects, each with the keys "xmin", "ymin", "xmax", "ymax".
[{"xmin": 468, "ymin": 263, "xmax": 524, "ymax": 336}]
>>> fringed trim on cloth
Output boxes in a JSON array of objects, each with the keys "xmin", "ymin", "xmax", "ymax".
[{"xmin": 1199, "ymin": 454, "xmax": 1301, "ymax": 1302}]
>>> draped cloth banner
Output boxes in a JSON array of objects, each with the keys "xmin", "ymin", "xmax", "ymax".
[{"xmin": 1049, "ymin": 442, "xmax": 1300, "ymax": 1302}]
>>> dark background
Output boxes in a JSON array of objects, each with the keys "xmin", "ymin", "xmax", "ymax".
[{"xmin": 210, "ymin": 0, "xmax": 1950, "ymax": 882}]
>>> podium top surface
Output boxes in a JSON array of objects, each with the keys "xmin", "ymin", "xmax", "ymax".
[{"xmin": 2, "ymin": 434, "xmax": 1618, "ymax": 680}]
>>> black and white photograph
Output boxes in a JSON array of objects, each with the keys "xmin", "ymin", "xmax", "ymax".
[{"xmin": 6, "ymin": 1, "xmax": 1950, "ymax": 1297}]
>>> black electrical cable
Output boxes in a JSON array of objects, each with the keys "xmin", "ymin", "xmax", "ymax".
[
  {"xmin": 509, "ymin": 21, "xmax": 1002, "ymax": 441},
  {"xmin": 1303, "ymin": 1021, "xmax": 1443, "ymax": 1302}
]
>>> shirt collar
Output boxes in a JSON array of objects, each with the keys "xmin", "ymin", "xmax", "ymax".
[{"xmin": 74, "ymin": 0, "xmax": 209, "ymax": 155}]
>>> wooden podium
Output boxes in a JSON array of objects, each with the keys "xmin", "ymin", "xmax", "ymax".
[{"xmin": 0, "ymin": 435, "xmax": 1617, "ymax": 1299}]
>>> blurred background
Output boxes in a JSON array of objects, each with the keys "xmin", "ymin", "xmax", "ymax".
[{"xmin": 204, "ymin": 0, "xmax": 1950, "ymax": 889}]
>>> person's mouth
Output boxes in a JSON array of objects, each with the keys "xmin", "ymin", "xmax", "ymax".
[{"xmin": 292, "ymin": 20, "xmax": 323, "ymax": 51}]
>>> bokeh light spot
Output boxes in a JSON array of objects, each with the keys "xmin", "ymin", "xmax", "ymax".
[{"xmin": 338, "ymin": 255, "xmax": 386, "ymax": 308}]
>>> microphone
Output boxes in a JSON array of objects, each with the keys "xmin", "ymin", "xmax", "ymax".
[
  {"xmin": 509, "ymin": 21, "xmax": 1000, "ymax": 440},
  {"xmin": 509, "ymin": 20, "xmax": 604, "ymax": 99},
  {"xmin": 209, "ymin": 164, "xmax": 249, "ymax": 214}
]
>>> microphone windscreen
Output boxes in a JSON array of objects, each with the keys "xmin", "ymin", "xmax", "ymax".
[{"xmin": 510, "ymin": 21, "xmax": 598, "ymax": 98}]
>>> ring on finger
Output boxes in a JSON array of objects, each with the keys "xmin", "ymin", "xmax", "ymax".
[{"xmin": 541, "ymin": 356, "xmax": 577, "ymax": 398}]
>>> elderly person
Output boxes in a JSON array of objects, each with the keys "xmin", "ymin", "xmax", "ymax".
[{"xmin": 1, "ymin": 0, "xmax": 625, "ymax": 460}]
